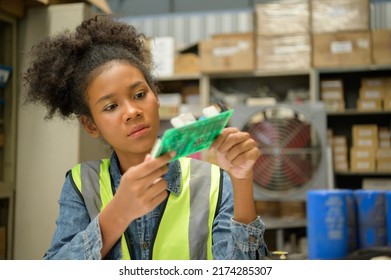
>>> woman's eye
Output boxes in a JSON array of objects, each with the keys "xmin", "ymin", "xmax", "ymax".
[
  {"xmin": 104, "ymin": 104, "xmax": 117, "ymax": 111},
  {"xmin": 134, "ymin": 91, "xmax": 146, "ymax": 100}
]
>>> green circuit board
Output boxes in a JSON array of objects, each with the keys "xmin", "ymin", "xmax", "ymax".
[{"xmin": 151, "ymin": 109, "xmax": 233, "ymax": 161}]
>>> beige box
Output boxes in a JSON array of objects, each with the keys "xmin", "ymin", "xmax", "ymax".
[
  {"xmin": 334, "ymin": 161, "xmax": 349, "ymax": 172},
  {"xmin": 361, "ymin": 77, "xmax": 388, "ymax": 89},
  {"xmin": 357, "ymin": 98, "xmax": 382, "ymax": 112},
  {"xmin": 256, "ymin": 33, "xmax": 311, "ymax": 71},
  {"xmin": 377, "ymin": 148, "xmax": 391, "ymax": 160},
  {"xmin": 200, "ymin": 33, "xmax": 255, "ymax": 73},
  {"xmin": 359, "ymin": 87, "xmax": 385, "ymax": 100},
  {"xmin": 175, "ymin": 53, "xmax": 200, "ymax": 74},
  {"xmin": 321, "ymin": 79, "xmax": 344, "ymax": 90},
  {"xmin": 321, "ymin": 89, "xmax": 344, "ymax": 100},
  {"xmin": 379, "ymin": 140, "xmax": 391, "ymax": 148},
  {"xmin": 255, "ymin": 0, "xmax": 310, "ymax": 36},
  {"xmin": 377, "ymin": 159, "xmax": 391, "ymax": 172},
  {"xmin": 311, "ymin": 0, "xmax": 369, "ymax": 34},
  {"xmin": 333, "ymin": 135, "xmax": 348, "ymax": 146},
  {"xmin": 353, "ymin": 124, "xmax": 378, "ymax": 139},
  {"xmin": 350, "ymin": 147, "xmax": 376, "ymax": 172},
  {"xmin": 384, "ymin": 96, "xmax": 391, "ymax": 111},
  {"xmin": 323, "ymin": 100, "xmax": 345, "ymax": 112},
  {"xmin": 372, "ymin": 29, "xmax": 391, "ymax": 65},
  {"xmin": 312, "ymin": 31, "xmax": 371, "ymax": 67}
]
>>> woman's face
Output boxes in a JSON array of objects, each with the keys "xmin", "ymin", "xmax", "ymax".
[{"xmin": 83, "ymin": 61, "xmax": 160, "ymax": 160}]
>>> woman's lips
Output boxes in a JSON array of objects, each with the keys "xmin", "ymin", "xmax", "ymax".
[{"xmin": 128, "ymin": 124, "xmax": 150, "ymax": 137}]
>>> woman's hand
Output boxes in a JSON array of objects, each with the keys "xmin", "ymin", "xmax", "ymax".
[
  {"xmin": 114, "ymin": 151, "xmax": 175, "ymax": 222},
  {"xmin": 210, "ymin": 127, "xmax": 260, "ymax": 180}
]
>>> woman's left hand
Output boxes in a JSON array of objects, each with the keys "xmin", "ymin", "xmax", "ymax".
[{"xmin": 210, "ymin": 127, "xmax": 260, "ymax": 180}]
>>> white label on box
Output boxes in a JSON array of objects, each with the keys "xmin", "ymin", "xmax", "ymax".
[
  {"xmin": 362, "ymin": 101, "xmax": 376, "ymax": 109},
  {"xmin": 213, "ymin": 41, "xmax": 249, "ymax": 57},
  {"xmin": 358, "ymin": 139, "xmax": 373, "ymax": 146},
  {"xmin": 321, "ymin": 80, "xmax": 342, "ymax": 89},
  {"xmin": 322, "ymin": 91, "xmax": 342, "ymax": 100},
  {"xmin": 357, "ymin": 39, "xmax": 369, "ymax": 49},
  {"xmin": 357, "ymin": 162, "xmax": 370, "ymax": 169},
  {"xmin": 358, "ymin": 129, "xmax": 374, "ymax": 137},
  {"xmin": 331, "ymin": 41, "xmax": 352, "ymax": 54},
  {"xmin": 363, "ymin": 90, "xmax": 381, "ymax": 99},
  {"xmin": 357, "ymin": 151, "xmax": 370, "ymax": 158}
]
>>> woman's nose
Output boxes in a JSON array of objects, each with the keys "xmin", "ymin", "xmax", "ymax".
[{"xmin": 123, "ymin": 102, "xmax": 143, "ymax": 122}]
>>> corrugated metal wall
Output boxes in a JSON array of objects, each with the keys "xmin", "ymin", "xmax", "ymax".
[
  {"xmin": 122, "ymin": 1, "xmax": 391, "ymax": 49},
  {"xmin": 122, "ymin": 8, "xmax": 254, "ymax": 49},
  {"xmin": 371, "ymin": 1, "xmax": 391, "ymax": 29}
]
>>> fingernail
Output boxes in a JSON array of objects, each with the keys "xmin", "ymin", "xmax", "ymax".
[{"xmin": 169, "ymin": 151, "xmax": 176, "ymax": 158}]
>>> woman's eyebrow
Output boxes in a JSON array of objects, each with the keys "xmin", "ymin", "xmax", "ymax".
[{"xmin": 95, "ymin": 81, "xmax": 145, "ymax": 105}]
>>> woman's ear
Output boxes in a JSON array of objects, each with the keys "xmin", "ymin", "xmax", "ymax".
[{"xmin": 80, "ymin": 115, "xmax": 100, "ymax": 138}]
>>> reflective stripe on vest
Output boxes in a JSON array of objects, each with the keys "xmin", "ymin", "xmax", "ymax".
[{"xmin": 70, "ymin": 157, "xmax": 221, "ymax": 260}]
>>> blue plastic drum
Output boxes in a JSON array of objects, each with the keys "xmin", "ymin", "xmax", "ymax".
[
  {"xmin": 354, "ymin": 190, "xmax": 387, "ymax": 249},
  {"xmin": 307, "ymin": 189, "xmax": 356, "ymax": 260},
  {"xmin": 386, "ymin": 191, "xmax": 391, "ymax": 247}
]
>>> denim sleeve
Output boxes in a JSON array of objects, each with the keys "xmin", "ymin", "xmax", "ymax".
[
  {"xmin": 212, "ymin": 171, "xmax": 268, "ymax": 260},
  {"xmin": 43, "ymin": 174, "xmax": 121, "ymax": 260}
]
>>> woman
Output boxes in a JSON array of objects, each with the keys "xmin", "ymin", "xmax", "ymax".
[{"xmin": 23, "ymin": 15, "xmax": 268, "ymax": 260}]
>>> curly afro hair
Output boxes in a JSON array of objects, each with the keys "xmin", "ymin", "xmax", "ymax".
[{"xmin": 23, "ymin": 15, "xmax": 158, "ymax": 120}]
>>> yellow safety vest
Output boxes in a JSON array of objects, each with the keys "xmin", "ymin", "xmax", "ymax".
[{"xmin": 70, "ymin": 157, "xmax": 222, "ymax": 260}]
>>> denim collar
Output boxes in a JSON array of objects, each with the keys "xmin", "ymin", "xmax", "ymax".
[{"xmin": 109, "ymin": 151, "xmax": 181, "ymax": 196}]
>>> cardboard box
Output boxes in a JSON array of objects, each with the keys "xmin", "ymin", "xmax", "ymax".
[
  {"xmin": 323, "ymin": 100, "xmax": 345, "ymax": 112},
  {"xmin": 312, "ymin": 31, "xmax": 371, "ymax": 67},
  {"xmin": 356, "ymin": 98, "xmax": 382, "ymax": 112},
  {"xmin": 376, "ymin": 148, "xmax": 391, "ymax": 160},
  {"xmin": 200, "ymin": 33, "xmax": 255, "ymax": 73},
  {"xmin": 334, "ymin": 161, "xmax": 349, "ymax": 172},
  {"xmin": 333, "ymin": 135, "xmax": 347, "ymax": 146},
  {"xmin": 352, "ymin": 124, "xmax": 378, "ymax": 139},
  {"xmin": 321, "ymin": 79, "xmax": 343, "ymax": 90},
  {"xmin": 361, "ymin": 77, "xmax": 388, "ymax": 89},
  {"xmin": 255, "ymin": 0, "xmax": 310, "ymax": 36},
  {"xmin": 350, "ymin": 147, "xmax": 376, "ymax": 172},
  {"xmin": 377, "ymin": 159, "xmax": 391, "ymax": 172},
  {"xmin": 256, "ymin": 33, "xmax": 311, "ymax": 71},
  {"xmin": 359, "ymin": 87, "xmax": 385, "ymax": 100},
  {"xmin": 311, "ymin": 0, "xmax": 369, "ymax": 34},
  {"xmin": 175, "ymin": 53, "xmax": 200, "ymax": 74},
  {"xmin": 372, "ymin": 29, "xmax": 391, "ymax": 65},
  {"xmin": 321, "ymin": 89, "xmax": 344, "ymax": 101},
  {"xmin": 384, "ymin": 96, "xmax": 391, "ymax": 111}
]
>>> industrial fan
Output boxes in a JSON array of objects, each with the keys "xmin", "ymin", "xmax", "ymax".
[{"xmin": 230, "ymin": 102, "xmax": 328, "ymax": 201}]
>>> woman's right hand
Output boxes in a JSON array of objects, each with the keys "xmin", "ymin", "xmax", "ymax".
[{"xmin": 114, "ymin": 151, "xmax": 175, "ymax": 223}]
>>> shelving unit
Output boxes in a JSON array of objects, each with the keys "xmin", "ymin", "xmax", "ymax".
[
  {"xmin": 315, "ymin": 66, "xmax": 391, "ymax": 190},
  {"xmin": 0, "ymin": 11, "xmax": 17, "ymax": 260}
]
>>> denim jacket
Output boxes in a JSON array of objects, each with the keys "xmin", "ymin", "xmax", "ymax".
[{"xmin": 44, "ymin": 152, "xmax": 268, "ymax": 260}]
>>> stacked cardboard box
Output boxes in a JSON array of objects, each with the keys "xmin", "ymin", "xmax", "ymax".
[
  {"xmin": 199, "ymin": 33, "xmax": 255, "ymax": 73},
  {"xmin": 255, "ymin": 0, "xmax": 311, "ymax": 71},
  {"xmin": 350, "ymin": 125, "xmax": 378, "ymax": 172},
  {"xmin": 312, "ymin": 0, "xmax": 371, "ymax": 68},
  {"xmin": 332, "ymin": 135, "xmax": 349, "ymax": 172},
  {"xmin": 320, "ymin": 79, "xmax": 345, "ymax": 112},
  {"xmin": 372, "ymin": 29, "xmax": 391, "ymax": 66},
  {"xmin": 377, "ymin": 127, "xmax": 391, "ymax": 172},
  {"xmin": 379, "ymin": 127, "xmax": 391, "ymax": 149},
  {"xmin": 358, "ymin": 77, "xmax": 391, "ymax": 111}
]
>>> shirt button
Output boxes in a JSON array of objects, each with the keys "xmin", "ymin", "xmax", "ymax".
[
  {"xmin": 248, "ymin": 236, "xmax": 256, "ymax": 243},
  {"xmin": 142, "ymin": 242, "xmax": 149, "ymax": 250}
]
